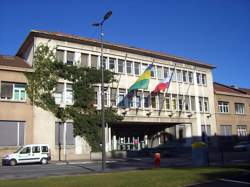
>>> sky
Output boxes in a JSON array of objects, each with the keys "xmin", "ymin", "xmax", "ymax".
[{"xmin": 0, "ymin": 0, "xmax": 250, "ymax": 88}]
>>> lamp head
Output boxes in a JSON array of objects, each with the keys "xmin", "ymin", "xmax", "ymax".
[{"xmin": 103, "ymin": 11, "xmax": 112, "ymax": 21}]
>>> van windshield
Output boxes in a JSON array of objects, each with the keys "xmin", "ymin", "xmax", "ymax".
[{"xmin": 14, "ymin": 146, "xmax": 23, "ymax": 153}]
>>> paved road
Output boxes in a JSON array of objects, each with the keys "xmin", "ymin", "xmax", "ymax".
[{"xmin": 0, "ymin": 158, "xmax": 191, "ymax": 180}]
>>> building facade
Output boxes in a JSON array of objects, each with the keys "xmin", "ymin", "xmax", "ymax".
[
  {"xmin": 214, "ymin": 82, "xmax": 250, "ymax": 146},
  {"xmin": 0, "ymin": 55, "xmax": 33, "ymax": 157},
  {"xmin": 2, "ymin": 30, "xmax": 216, "ymax": 160}
]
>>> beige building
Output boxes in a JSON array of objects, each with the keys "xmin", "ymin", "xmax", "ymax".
[
  {"xmin": 0, "ymin": 55, "xmax": 33, "ymax": 157},
  {"xmin": 214, "ymin": 82, "xmax": 250, "ymax": 145},
  {"xmin": 1, "ymin": 30, "xmax": 217, "ymax": 160}
]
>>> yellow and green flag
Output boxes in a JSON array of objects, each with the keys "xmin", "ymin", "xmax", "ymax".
[{"xmin": 128, "ymin": 64, "xmax": 153, "ymax": 93}]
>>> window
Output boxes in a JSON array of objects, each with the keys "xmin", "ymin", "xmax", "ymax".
[
  {"xmin": 201, "ymin": 74, "xmax": 207, "ymax": 85},
  {"xmin": 110, "ymin": 88, "xmax": 117, "ymax": 106},
  {"xmin": 199, "ymin": 97, "xmax": 203, "ymax": 112},
  {"xmin": 66, "ymin": 51, "xmax": 74, "ymax": 65},
  {"xmin": 218, "ymin": 101, "xmax": 229, "ymax": 113},
  {"xmin": 104, "ymin": 87, "xmax": 108, "ymax": 106},
  {"xmin": 163, "ymin": 67, "xmax": 169, "ymax": 78},
  {"xmin": 201, "ymin": 125, "xmax": 211, "ymax": 136},
  {"xmin": 109, "ymin": 58, "xmax": 115, "ymax": 71},
  {"xmin": 66, "ymin": 84, "xmax": 73, "ymax": 105},
  {"xmin": 141, "ymin": 63, "xmax": 148, "ymax": 73},
  {"xmin": 204, "ymin": 97, "xmax": 209, "ymax": 112},
  {"xmin": 183, "ymin": 71, "xmax": 188, "ymax": 83},
  {"xmin": 151, "ymin": 66, "xmax": 155, "ymax": 77},
  {"xmin": 196, "ymin": 73, "xmax": 201, "ymax": 84},
  {"xmin": 55, "ymin": 122, "xmax": 75, "ymax": 146},
  {"xmin": 54, "ymin": 83, "xmax": 64, "ymax": 104},
  {"xmin": 188, "ymin": 72, "xmax": 193, "ymax": 84},
  {"xmin": 178, "ymin": 95, "xmax": 183, "ymax": 111},
  {"xmin": 170, "ymin": 68, "xmax": 176, "ymax": 81},
  {"xmin": 165, "ymin": 94, "xmax": 170, "ymax": 110},
  {"xmin": 80, "ymin": 53, "xmax": 88, "ymax": 67},
  {"xmin": 172, "ymin": 94, "xmax": 177, "ymax": 110},
  {"xmin": 32, "ymin": 146, "xmax": 40, "ymax": 153},
  {"xmin": 177, "ymin": 69, "xmax": 182, "ymax": 82},
  {"xmin": 157, "ymin": 66, "xmax": 163, "ymax": 79},
  {"xmin": 94, "ymin": 86, "xmax": 99, "ymax": 105},
  {"xmin": 144, "ymin": 91, "xmax": 150, "ymax": 108},
  {"xmin": 13, "ymin": 84, "xmax": 26, "ymax": 101},
  {"xmin": 134, "ymin": 62, "xmax": 140, "ymax": 75},
  {"xmin": 191, "ymin": 96, "xmax": 196, "ymax": 111},
  {"xmin": 118, "ymin": 59, "xmax": 124, "ymax": 73},
  {"xmin": 100, "ymin": 56, "xmax": 107, "ymax": 69},
  {"xmin": 1, "ymin": 82, "xmax": 26, "ymax": 101},
  {"xmin": 158, "ymin": 93, "xmax": 164, "ymax": 110},
  {"xmin": 0, "ymin": 121, "xmax": 25, "ymax": 146},
  {"xmin": 20, "ymin": 147, "xmax": 31, "ymax": 154},
  {"xmin": 235, "ymin": 103, "xmax": 245, "ymax": 114},
  {"xmin": 118, "ymin": 89, "xmax": 126, "ymax": 107},
  {"xmin": 56, "ymin": 50, "xmax": 64, "ymax": 63},
  {"xmin": 126, "ymin": 61, "xmax": 132, "ymax": 74},
  {"xmin": 237, "ymin": 125, "xmax": 247, "ymax": 136},
  {"xmin": 91, "ymin": 55, "xmax": 98, "ymax": 68},
  {"xmin": 42, "ymin": 146, "xmax": 48, "ymax": 153},
  {"xmin": 220, "ymin": 125, "xmax": 232, "ymax": 136},
  {"xmin": 151, "ymin": 96, "xmax": 156, "ymax": 108},
  {"xmin": 184, "ymin": 95, "xmax": 190, "ymax": 111},
  {"xmin": 136, "ymin": 91, "xmax": 142, "ymax": 108}
]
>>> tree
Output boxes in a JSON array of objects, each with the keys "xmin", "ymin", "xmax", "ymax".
[{"xmin": 26, "ymin": 44, "xmax": 123, "ymax": 151}]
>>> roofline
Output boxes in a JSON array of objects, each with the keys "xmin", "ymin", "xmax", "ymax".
[
  {"xmin": 16, "ymin": 30, "xmax": 215, "ymax": 69},
  {"xmin": 213, "ymin": 82, "xmax": 248, "ymax": 95}
]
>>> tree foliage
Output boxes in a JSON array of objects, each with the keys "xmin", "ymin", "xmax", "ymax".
[{"xmin": 26, "ymin": 44, "xmax": 123, "ymax": 151}]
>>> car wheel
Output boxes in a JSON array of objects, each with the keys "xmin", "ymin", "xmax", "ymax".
[
  {"xmin": 9, "ymin": 159, "xmax": 17, "ymax": 166},
  {"xmin": 41, "ymin": 158, "xmax": 48, "ymax": 165}
]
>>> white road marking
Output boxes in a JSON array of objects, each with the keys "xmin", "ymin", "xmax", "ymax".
[{"xmin": 220, "ymin": 178, "xmax": 250, "ymax": 185}]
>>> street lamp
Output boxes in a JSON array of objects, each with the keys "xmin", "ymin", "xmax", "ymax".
[{"xmin": 92, "ymin": 10, "xmax": 112, "ymax": 171}]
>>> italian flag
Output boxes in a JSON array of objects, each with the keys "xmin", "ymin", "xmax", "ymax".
[{"xmin": 152, "ymin": 75, "xmax": 171, "ymax": 95}]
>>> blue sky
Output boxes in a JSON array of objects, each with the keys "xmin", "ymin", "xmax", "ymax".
[{"xmin": 1, "ymin": 0, "xmax": 249, "ymax": 87}]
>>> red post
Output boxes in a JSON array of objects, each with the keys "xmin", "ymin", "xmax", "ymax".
[{"xmin": 154, "ymin": 153, "xmax": 160, "ymax": 168}]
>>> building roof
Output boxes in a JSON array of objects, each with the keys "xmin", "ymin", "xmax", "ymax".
[
  {"xmin": 16, "ymin": 30, "xmax": 215, "ymax": 69},
  {"xmin": 0, "ymin": 55, "xmax": 31, "ymax": 69},
  {"xmin": 239, "ymin": 88, "xmax": 250, "ymax": 95},
  {"xmin": 214, "ymin": 82, "xmax": 247, "ymax": 95}
]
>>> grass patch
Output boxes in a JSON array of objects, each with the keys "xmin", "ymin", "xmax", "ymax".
[{"xmin": 0, "ymin": 165, "xmax": 249, "ymax": 187}]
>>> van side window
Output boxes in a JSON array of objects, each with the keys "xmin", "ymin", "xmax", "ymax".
[
  {"xmin": 42, "ymin": 146, "xmax": 48, "ymax": 153},
  {"xmin": 20, "ymin": 147, "xmax": 31, "ymax": 154},
  {"xmin": 32, "ymin": 146, "xmax": 40, "ymax": 153}
]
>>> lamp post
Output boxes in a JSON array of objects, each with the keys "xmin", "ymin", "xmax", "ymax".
[{"xmin": 92, "ymin": 10, "xmax": 112, "ymax": 171}]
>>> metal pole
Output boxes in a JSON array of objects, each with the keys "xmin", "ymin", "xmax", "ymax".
[{"xmin": 100, "ymin": 24, "xmax": 106, "ymax": 171}]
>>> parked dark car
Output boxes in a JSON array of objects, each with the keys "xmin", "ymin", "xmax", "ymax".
[{"xmin": 233, "ymin": 141, "xmax": 250, "ymax": 152}]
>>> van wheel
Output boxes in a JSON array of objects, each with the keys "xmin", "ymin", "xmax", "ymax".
[
  {"xmin": 41, "ymin": 158, "xmax": 48, "ymax": 165},
  {"xmin": 9, "ymin": 159, "xmax": 17, "ymax": 166}
]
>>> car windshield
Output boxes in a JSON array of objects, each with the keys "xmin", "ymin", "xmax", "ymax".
[{"xmin": 14, "ymin": 146, "xmax": 23, "ymax": 153}]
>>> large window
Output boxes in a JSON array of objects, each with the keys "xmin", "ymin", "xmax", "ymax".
[
  {"xmin": 1, "ymin": 82, "xmax": 26, "ymax": 102},
  {"xmin": 91, "ymin": 55, "xmax": 98, "ymax": 68},
  {"xmin": 110, "ymin": 88, "xmax": 117, "ymax": 106},
  {"xmin": 94, "ymin": 86, "xmax": 99, "ymax": 105},
  {"xmin": 151, "ymin": 96, "xmax": 156, "ymax": 108},
  {"xmin": 0, "ymin": 121, "xmax": 25, "ymax": 146},
  {"xmin": 109, "ymin": 58, "xmax": 115, "ymax": 71},
  {"xmin": 165, "ymin": 94, "xmax": 170, "ymax": 110},
  {"xmin": 220, "ymin": 125, "xmax": 232, "ymax": 136},
  {"xmin": 235, "ymin": 103, "xmax": 245, "ymax": 114},
  {"xmin": 201, "ymin": 74, "xmax": 207, "ymax": 85},
  {"xmin": 56, "ymin": 50, "xmax": 64, "ymax": 63},
  {"xmin": 199, "ymin": 97, "xmax": 203, "ymax": 112},
  {"xmin": 80, "ymin": 53, "xmax": 88, "ymax": 67},
  {"xmin": 143, "ymin": 91, "xmax": 150, "ymax": 108},
  {"xmin": 177, "ymin": 69, "xmax": 182, "ymax": 82},
  {"xmin": 172, "ymin": 94, "xmax": 177, "ymax": 110},
  {"xmin": 151, "ymin": 66, "xmax": 155, "ymax": 78},
  {"xmin": 134, "ymin": 62, "xmax": 140, "ymax": 75},
  {"xmin": 55, "ymin": 122, "xmax": 75, "ymax": 146},
  {"xmin": 201, "ymin": 125, "xmax": 211, "ymax": 136},
  {"xmin": 196, "ymin": 73, "xmax": 201, "ymax": 84},
  {"xmin": 118, "ymin": 89, "xmax": 126, "ymax": 107},
  {"xmin": 178, "ymin": 95, "xmax": 183, "ymax": 111},
  {"xmin": 163, "ymin": 67, "xmax": 169, "ymax": 78},
  {"xmin": 157, "ymin": 66, "xmax": 163, "ymax": 79},
  {"xmin": 136, "ymin": 91, "xmax": 142, "ymax": 108},
  {"xmin": 237, "ymin": 125, "xmax": 247, "ymax": 136},
  {"xmin": 66, "ymin": 51, "xmax": 74, "ymax": 65},
  {"xmin": 126, "ymin": 61, "xmax": 132, "ymax": 74},
  {"xmin": 65, "ymin": 84, "xmax": 73, "ymax": 105},
  {"xmin": 218, "ymin": 101, "xmax": 229, "ymax": 113},
  {"xmin": 188, "ymin": 72, "xmax": 193, "ymax": 84},
  {"xmin": 118, "ymin": 59, "xmax": 124, "ymax": 73},
  {"xmin": 204, "ymin": 97, "xmax": 209, "ymax": 112},
  {"xmin": 183, "ymin": 71, "xmax": 188, "ymax": 83},
  {"xmin": 184, "ymin": 95, "xmax": 190, "ymax": 111},
  {"xmin": 170, "ymin": 68, "xmax": 176, "ymax": 81},
  {"xmin": 191, "ymin": 96, "xmax": 196, "ymax": 111},
  {"xmin": 54, "ymin": 83, "xmax": 64, "ymax": 104}
]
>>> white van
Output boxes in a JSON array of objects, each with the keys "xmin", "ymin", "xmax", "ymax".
[{"xmin": 2, "ymin": 144, "xmax": 51, "ymax": 166}]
